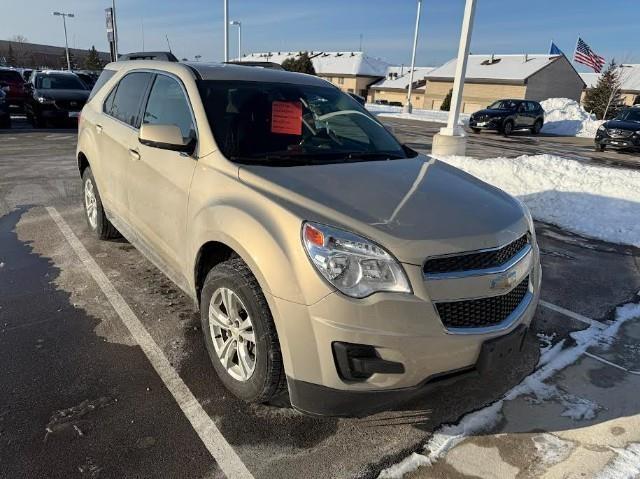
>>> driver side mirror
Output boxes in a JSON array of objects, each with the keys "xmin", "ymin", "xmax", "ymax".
[{"xmin": 139, "ymin": 124, "xmax": 195, "ymax": 154}]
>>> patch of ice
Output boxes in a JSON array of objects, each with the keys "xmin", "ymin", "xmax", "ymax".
[
  {"xmin": 540, "ymin": 98, "xmax": 605, "ymax": 138},
  {"xmin": 377, "ymin": 453, "xmax": 432, "ymax": 479},
  {"xmin": 532, "ymin": 433, "xmax": 574, "ymax": 466},
  {"xmin": 436, "ymin": 154, "xmax": 640, "ymax": 247},
  {"xmin": 560, "ymin": 394, "xmax": 599, "ymax": 420},
  {"xmin": 595, "ymin": 443, "xmax": 640, "ymax": 479},
  {"xmin": 378, "ymin": 297, "xmax": 640, "ymax": 478}
]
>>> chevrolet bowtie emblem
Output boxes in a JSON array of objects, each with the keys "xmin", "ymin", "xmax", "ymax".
[{"xmin": 490, "ymin": 271, "xmax": 517, "ymax": 291}]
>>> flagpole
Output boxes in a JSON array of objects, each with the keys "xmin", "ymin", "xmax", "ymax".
[{"xmin": 572, "ymin": 35, "xmax": 580, "ymax": 67}]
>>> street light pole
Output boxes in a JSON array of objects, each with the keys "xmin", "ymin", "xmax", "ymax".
[
  {"xmin": 223, "ymin": 0, "xmax": 229, "ymax": 62},
  {"xmin": 53, "ymin": 12, "xmax": 75, "ymax": 71},
  {"xmin": 112, "ymin": 0, "xmax": 119, "ymax": 59},
  {"xmin": 404, "ymin": 0, "xmax": 422, "ymax": 114},
  {"xmin": 431, "ymin": 0, "xmax": 477, "ymax": 156},
  {"xmin": 230, "ymin": 21, "xmax": 242, "ymax": 60}
]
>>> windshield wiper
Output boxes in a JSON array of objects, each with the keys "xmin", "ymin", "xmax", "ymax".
[{"xmin": 345, "ymin": 151, "xmax": 405, "ymax": 161}]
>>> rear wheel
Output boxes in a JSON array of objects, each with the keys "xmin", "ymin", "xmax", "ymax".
[
  {"xmin": 502, "ymin": 120, "xmax": 514, "ymax": 136},
  {"xmin": 82, "ymin": 167, "xmax": 120, "ymax": 240},
  {"xmin": 531, "ymin": 119, "xmax": 543, "ymax": 135},
  {"xmin": 200, "ymin": 257, "xmax": 285, "ymax": 403}
]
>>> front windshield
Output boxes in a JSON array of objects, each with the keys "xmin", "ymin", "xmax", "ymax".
[
  {"xmin": 36, "ymin": 74, "xmax": 86, "ymax": 90},
  {"xmin": 198, "ymin": 80, "xmax": 409, "ymax": 164},
  {"xmin": 489, "ymin": 100, "xmax": 518, "ymax": 110},
  {"xmin": 615, "ymin": 109, "xmax": 640, "ymax": 123}
]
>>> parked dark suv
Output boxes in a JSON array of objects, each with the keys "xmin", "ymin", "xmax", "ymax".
[
  {"xmin": 594, "ymin": 107, "xmax": 640, "ymax": 152},
  {"xmin": 469, "ymin": 99, "xmax": 545, "ymax": 136},
  {"xmin": 25, "ymin": 71, "xmax": 90, "ymax": 128}
]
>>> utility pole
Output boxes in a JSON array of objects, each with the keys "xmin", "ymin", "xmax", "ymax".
[
  {"xmin": 53, "ymin": 11, "xmax": 75, "ymax": 71},
  {"xmin": 404, "ymin": 0, "xmax": 422, "ymax": 113},
  {"xmin": 223, "ymin": 0, "xmax": 229, "ymax": 62},
  {"xmin": 112, "ymin": 0, "xmax": 119, "ymax": 59},
  {"xmin": 432, "ymin": 0, "xmax": 477, "ymax": 156},
  {"xmin": 230, "ymin": 21, "xmax": 242, "ymax": 60}
]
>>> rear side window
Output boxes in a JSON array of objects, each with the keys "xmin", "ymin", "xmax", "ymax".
[
  {"xmin": 105, "ymin": 72, "xmax": 152, "ymax": 127},
  {"xmin": 88, "ymin": 69, "xmax": 115, "ymax": 100},
  {"xmin": 0, "ymin": 70, "xmax": 24, "ymax": 83},
  {"xmin": 142, "ymin": 75, "xmax": 195, "ymax": 141}
]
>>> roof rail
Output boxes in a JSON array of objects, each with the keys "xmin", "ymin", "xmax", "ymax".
[{"xmin": 118, "ymin": 51, "xmax": 179, "ymax": 62}]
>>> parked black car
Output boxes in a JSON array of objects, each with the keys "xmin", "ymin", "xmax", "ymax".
[
  {"xmin": 25, "ymin": 71, "xmax": 90, "ymax": 128},
  {"xmin": 0, "ymin": 88, "xmax": 11, "ymax": 128},
  {"xmin": 469, "ymin": 99, "xmax": 545, "ymax": 136},
  {"xmin": 594, "ymin": 107, "xmax": 640, "ymax": 152}
]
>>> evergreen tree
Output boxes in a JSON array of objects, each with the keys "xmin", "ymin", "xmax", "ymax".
[
  {"xmin": 440, "ymin": 88, "xmax": 453, "ymax": 111},
  {"xmin": 84, "ymin": 46, "xmax": 103, "ymax": 71},
  {"xmin": 583, "ymin": 60, "xmax": 622, "ymax": 120},
  {"xmin": 281, "ymin": 52, "xmax": 316, "ymax": 75}
]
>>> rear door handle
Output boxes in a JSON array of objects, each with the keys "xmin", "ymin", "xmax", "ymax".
[
  {"xmin": 96, "ymin": 124, "xmax": 103, "ymax": 134},
  {"xmin": 129, "ymin": 149, "xmax": 141, "ymax": 161}
]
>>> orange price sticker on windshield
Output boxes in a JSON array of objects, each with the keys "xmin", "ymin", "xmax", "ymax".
[{"xmin": 271, "ymin": 101, "xmax": 302, "ymax": 135}]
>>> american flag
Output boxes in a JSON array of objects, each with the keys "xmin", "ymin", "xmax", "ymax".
[{"xmin": 574, "ymin": 37, "xmax": 605, "ymax": 72}]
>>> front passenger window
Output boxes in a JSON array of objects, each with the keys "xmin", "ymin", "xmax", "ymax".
[{"xmin": 143, "ymin": 75, "xmax": 195, "ymax": 142}]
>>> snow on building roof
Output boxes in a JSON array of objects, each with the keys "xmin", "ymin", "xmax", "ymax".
[
  {"xmin": 425, "ymin": 54, "xmax": 563, "ymax": 83},
  {"xmin": 370, "ymin": 67, "xmax": 436, "ymax": 90},
  {"xmin": 241, "ymin": 51, "xmax": 392, "ymax": 77},
  {"xmin": 580, "ymin": 65, "xmax": 640, "ymax": 92}
]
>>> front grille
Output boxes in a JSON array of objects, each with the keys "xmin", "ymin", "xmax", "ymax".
[
  {"xmin": 55, "ymin": 99, "xmax": 85, "ymax": 111},
  {"xmin": 436, "ymin": 276, "xmax": 530, "ymax": 329},
  {"xmin": 607, "ymin": 128, "xmax": 633, "ymax": 138},
  {"xmin": 424, "ymin": 235, "xmax": 528, "ymax": 275}
]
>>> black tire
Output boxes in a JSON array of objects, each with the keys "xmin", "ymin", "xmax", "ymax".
[
  {"xmin": 531, "ymin": 119, "xmax": 543, "ymax": 135},
  {"xmin": 0, "ymin": 115, "xmax": 10, "ymax": 129},
  {"xmin": 502, "ymin": 120, "xmax": 514, "ymax": 136},
  {"xmin": 471, "ymin": 128, "xmax": 481, "ymax": 134},
  {"xmin": 31, "ymin": 112, "xmax": 45, "ymax": 128},
  {"xmin": 595, "ymin": 144, "xmax": 606, "ymax": 152},
  {"xmin": 81, "ymin": 167, "xmax": 120, "ymax": 240},
  {"xmin": 200, "ymin": 257, "xmax": 285, "ymax": 403}
]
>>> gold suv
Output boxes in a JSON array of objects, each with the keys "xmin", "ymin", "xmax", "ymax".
[{"xmin": 77, "ymin": 60, "xmax": 541, "ymax": 416}]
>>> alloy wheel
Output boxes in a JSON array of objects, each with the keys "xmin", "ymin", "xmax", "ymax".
[{"xmin": 84, "ymin": 178, "xmax": 98, "ymax": 229}]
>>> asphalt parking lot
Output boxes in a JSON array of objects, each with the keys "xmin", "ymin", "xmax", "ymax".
[{"xmin": 1, "ymin": 117, "xmax": 639, "ymax": 478}]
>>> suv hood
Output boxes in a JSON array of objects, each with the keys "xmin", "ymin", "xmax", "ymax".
[
  {"xmin": 238, "ymin": 155, "xmax": 528, "ymax": 265},
  {"xmin": 34, "ymin": 89, "xmax": 89, "ymax": 101},
  {"xmin": 473, "ymin": 108, "xmax": 513, "ymax": 117},
  {"xmin": 604, "ymin": 119, "xmax": 640, "ymax": 131}
]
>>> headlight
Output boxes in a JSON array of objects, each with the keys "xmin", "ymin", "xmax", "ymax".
[
  {"xmin": 302, "ymin": 222, "xmax": 411, "ymax": 298},
  {"xmin": 37, "ymin": 96, "xmax": 55, "ymax": 104},
  {"xmin": 598, "ymin": 125, "xmax": 606, "ymax": 131}
]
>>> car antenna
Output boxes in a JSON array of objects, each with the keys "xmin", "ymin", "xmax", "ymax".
[{"xmin": 165, "ymin": 34, "xmax": 172, "ymax": 53}]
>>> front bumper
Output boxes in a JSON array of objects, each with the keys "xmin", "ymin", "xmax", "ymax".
[
  {"xmin": 271, "ymin": 245, "xmax": 541, "ymax": 417},
  {"xmin": 469, "ymin": 117, "xmax": 503, "ymax": 130},
  {"xmin": 595, "ymin": 134, "xmax": 640, "ymax": 150}
]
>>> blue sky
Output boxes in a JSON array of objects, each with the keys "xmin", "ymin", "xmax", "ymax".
[{"xmin": 2, "ymin": 0, "xmax": 639, "ymax": 70}]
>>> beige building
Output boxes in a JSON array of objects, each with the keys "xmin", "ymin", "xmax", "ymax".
[
  {"xmin": 419, "ymin": 54, "xmax": 585, "ymax": 113},
  {"xmin": 580, "ymin": 65, "xmax": 640, "ymax": 106},
  {"xmin": 241, "ymin": 51, "xmax": 390, "ymax": 98},
  {"xmin": 368, "ymin": 67, "xmax": 435, "ymax": 105}
]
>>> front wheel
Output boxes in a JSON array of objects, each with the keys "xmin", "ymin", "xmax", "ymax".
[
  {"xmin": 595, "ymin": 143, "xmax": 606, "ymax": 152},
  {"xmin": 471, "ymin": 128, "xmax": 481, "ymax": 134},
  {"xmin": 200, "ymin": 257, "xmax": 285, "ymax": 403},
  {"xmin": 82, "ymin": 168, "xmax": 120, "ymax": 239}
]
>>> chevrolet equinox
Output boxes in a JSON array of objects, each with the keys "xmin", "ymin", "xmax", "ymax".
[{"xmin": 76, "ymin": 61, "xmax": 541, "ymax": 417}]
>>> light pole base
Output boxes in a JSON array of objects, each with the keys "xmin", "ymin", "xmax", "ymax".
[
  {"xmin": 432, "ymin": 132, "xmax": 467, "ymax": 156},
  {"xmin": 403, "ymin": 103, "xmax": 413, "ymax": 114}
]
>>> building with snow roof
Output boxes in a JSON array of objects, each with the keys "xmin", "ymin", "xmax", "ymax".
[
  {"xmin": 367, "ymin": 67, "xmax": 435, "ymax": 106},
  {"xmin": 240, "ymin": 51, "xmax": 391, "ymax": 98},
  {"xmin": 419, "ymin": 54, "xmax": 584, "ymax": 113},
  {"xmin": 580, "ymin": 65, "xmax": 640, "ymax": 107}
]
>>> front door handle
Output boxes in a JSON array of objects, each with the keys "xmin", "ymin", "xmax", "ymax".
[{"xmin": 129, "ymin": 149, "xmax": 141, "ymax": 161}]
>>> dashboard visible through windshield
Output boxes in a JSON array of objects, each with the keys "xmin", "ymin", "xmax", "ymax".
[{"xmin": 197, "ymin": 80, "xmax": 412, "ymax": 165}]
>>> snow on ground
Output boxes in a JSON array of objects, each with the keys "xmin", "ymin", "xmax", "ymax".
[
  {"xmin": 366, "ymin": 104, "xmax": 469, "ymax": 125},
  {"xmin": 378, "ymin": 296, "xmax": 640, "ymax": 479},
  {"xmin": 595, "ymin": 443, "xmax": 640, "ymax": 479},
  {"xmin": 435, "ymin": 154, "xmax": 640, "ymax": 248},
  {"xmin": 540, "ymin": 98, "xmax": 604, "ymax": 138}
]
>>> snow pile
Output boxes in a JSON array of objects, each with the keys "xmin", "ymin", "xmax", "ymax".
[
  {"xmin": 378, "ymin": 297, "xmax": 640, "ymax": 479},
  {"xmin": 540, "ymin": 98, "xmax": 604, "ymax": 138},
  {"xmin": 366, "ymin": 104, "xmax": 469, "ymax": 125},
  {"xmin": 595, "ymin": 443, "xmax": 640, "ymax": 479},
  {"xmin": 436, "ymin": 154, "xmax": 640, "ymax": 247}
]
